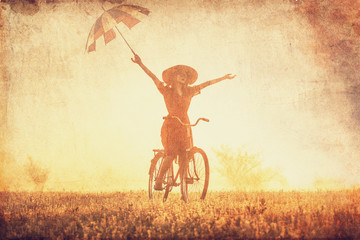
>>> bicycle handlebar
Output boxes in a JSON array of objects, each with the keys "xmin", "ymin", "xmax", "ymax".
[{"xmin": 163, "ymin": 116, "xmax": 210, "ymax": 127}]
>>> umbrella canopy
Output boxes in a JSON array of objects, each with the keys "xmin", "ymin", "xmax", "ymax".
[{"xmin": 85, "ymin": 4, "xmax": 150, "ymax": 53}]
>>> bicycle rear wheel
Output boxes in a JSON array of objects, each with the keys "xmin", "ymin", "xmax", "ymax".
[
  {"xmin": 148, "ymin": 151, "xmax": 164, "ymax": 201},
  {"xmin": 149, "ymin": 151, "xmax": 174, "ymax": 201},
  {"xmin": 181, "ymin": 147, "xmax": 209, "ymax": 202}
]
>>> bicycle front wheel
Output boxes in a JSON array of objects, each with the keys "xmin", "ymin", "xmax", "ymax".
[{"xmin": 181, "ymin": 147, "xmax": 209, "ymax": 202}]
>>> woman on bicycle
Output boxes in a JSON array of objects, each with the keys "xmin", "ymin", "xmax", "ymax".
[{"xmin": 131, "ymin": 54, "xmax": 235, "ymax": 190}]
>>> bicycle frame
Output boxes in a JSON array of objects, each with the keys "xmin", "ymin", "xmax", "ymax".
[{"xmin": 154, "ymin": 152, "xmax": 186, "ymax": 189}]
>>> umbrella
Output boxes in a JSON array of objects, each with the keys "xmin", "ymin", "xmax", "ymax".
[{"xmin": 85, "ymin": 4, "xmax": 150, "ymax": 54}]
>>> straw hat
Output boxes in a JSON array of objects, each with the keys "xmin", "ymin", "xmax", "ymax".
[{"xmin": 162, "ymin": 65, "xmax": 198, "ymax": 85}]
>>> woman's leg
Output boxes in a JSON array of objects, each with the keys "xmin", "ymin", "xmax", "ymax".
[
  {"xmin": 178, "ymin": 151, "xmax": 188, "ymax": 200},
  {"xmin": 154, "ymin": 155, "xmax": 175, "ymax": 190}
]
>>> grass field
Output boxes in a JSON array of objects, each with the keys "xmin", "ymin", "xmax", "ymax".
[{"xmin": 1, "ymin": 190, "xmax": 360, "ymax": 239}]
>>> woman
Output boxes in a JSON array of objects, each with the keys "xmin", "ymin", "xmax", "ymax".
[{"xmin": 132, "ymin": 54, "xmax": 236, "ymax": 190}]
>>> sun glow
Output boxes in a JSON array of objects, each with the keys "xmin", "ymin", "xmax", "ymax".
[{"xmin": 1, "ymin": 1, "xmax": 359, "ymax": 192}]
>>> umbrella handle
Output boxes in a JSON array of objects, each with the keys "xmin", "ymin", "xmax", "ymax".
[{"xmin": 115, "ymin": 26, "xmax": 136, "ymax": 56}]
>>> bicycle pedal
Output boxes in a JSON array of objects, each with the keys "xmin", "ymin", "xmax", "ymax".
[
  {"xmin": 186, "ymin": 178, "xmax": 194, "ymax": 184},
  {"xmin": 154, "ymin": 185, "xmax": 164, "ymax": 191}
]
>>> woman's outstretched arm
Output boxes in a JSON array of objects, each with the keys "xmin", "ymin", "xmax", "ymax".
[
  {"xmin": 196, "ymin": 74, "xmax": 236, "ymax": 90},
  {"xmin": 131, "ymin": 54, "xmax": 163, "ymax": 89}
]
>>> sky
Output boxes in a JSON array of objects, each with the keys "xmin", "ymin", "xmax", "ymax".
[{"xmin": 1, "ymin": 0, "xmax": 359, "ymax": 191}]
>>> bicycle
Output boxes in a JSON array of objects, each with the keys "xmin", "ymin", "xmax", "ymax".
[{"xmin": 148, "ymin": 116, "xmax": 210, "ymax": 202}]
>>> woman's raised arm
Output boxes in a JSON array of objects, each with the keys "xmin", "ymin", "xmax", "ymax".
[
  {"xmin": 196, "ymin": 74, "xmax": 236, "ymax": 90},
  {"xmin": 131, "ymin": 54, "xmax": 163, "ymax": 89}
]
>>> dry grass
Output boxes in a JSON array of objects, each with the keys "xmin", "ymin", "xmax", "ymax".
[{"xmin": 1, "ymin": 189, "xmax": 360, "ymax": 239}]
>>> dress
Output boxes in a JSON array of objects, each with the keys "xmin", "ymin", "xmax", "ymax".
[{"xmin": 157, "ymin": 84, "xmax": 201, "ymax": 156}]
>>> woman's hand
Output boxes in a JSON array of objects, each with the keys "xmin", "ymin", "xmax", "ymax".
[
  {"xmin": 223, "ymin": 74, "xmax": 236, "ymax": 80},
  {"xmin": 131, "ymin": 54, "xmax": 142, "ymax": 64}
]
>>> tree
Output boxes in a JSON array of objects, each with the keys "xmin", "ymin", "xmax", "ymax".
[
  {"xmin": 313, "ymin": 176, "xmax": 345, "ymax": 190},
  {"xmin": 214, "ymin": 145, "xmax": 286, "ymax": 191},
  {"xmin": 26, "ymin": 156, "xmax": 49, "ymax": 191}
]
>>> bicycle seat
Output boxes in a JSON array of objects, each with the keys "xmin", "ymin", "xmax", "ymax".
[{"xmin": 153, "ymin": 149, "xmax": 164, "ymax": 154}]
